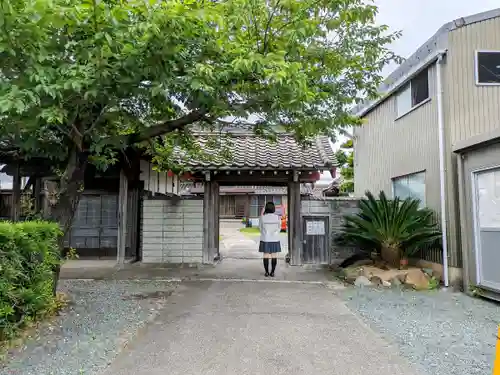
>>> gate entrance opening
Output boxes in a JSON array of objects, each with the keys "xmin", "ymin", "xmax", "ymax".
[
  {"xmin": 217, "ymin": 185, "xmax": 289, "ymax": 262},
  {"xmin": 180, "ymin": 132, "xmax": 336, "ymax": 266}
]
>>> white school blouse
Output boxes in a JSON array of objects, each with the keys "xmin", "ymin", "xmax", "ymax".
[{"xmin": 259, "ymin": 213, "xmax": 281, "ymax": 243}]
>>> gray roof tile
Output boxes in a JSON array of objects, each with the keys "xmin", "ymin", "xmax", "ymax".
[{"xmin": 180, "ymin": 133, "xmax": 336, "ymax": 170}]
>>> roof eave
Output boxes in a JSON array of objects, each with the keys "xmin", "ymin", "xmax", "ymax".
[
  {"xmin": 356, "ymin": 49, "xmax": 447, "ymax": 118},
  {"xmin": 354, "ymin": 8, "xmax": 500, "ymax": 118},
  {"xmin": 186, "ymin": 165, "xmax": 334, "ymax": 172}
]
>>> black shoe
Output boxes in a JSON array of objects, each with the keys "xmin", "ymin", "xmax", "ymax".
[
  {"xmin": 265, "ymin": 272, "xmax": 270, "ymax": 277},
  {"xmin": 269, "ymin": 272, "xmax": 275, "ymax": 277}
]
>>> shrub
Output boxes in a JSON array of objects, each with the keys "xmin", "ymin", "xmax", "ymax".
[
  {"xmin": 0, "ymin": 221, "xmax": 62, "ymax": 341},
  {"xmin": 340, "ymin": 191, "xmax": 442, "ymax": 267}
]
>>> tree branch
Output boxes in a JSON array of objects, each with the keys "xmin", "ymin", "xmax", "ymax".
[
  {"xmin": 125, "ymin": 108, "xmax": 208, "ymax": 145},
  {"xmin": 262, "ymin": 0, "xmax": 281, "ymax": 53},
  {"xmin": 85, "ymin": 103, "xmax": 110, "ymax": 135}
]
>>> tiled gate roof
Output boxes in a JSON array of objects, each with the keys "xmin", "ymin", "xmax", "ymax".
[
  {"xmin": 179, "ymin": 133, "xmax": 336, "ymax": 170},
  {"xmin": 181, "ymin": 183, "xmax": 314, "ymax": 195}
]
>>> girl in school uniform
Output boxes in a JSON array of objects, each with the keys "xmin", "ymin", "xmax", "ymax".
[{"xmin": 259, "ymin": 202, "xmax": 281, "ymax": 277}]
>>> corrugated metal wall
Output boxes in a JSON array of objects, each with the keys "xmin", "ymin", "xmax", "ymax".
[
  {"xmin": 354, "ymin": 65, "xmax": 441, "ymax": 212},
  {"xmin": 353, "ymin": 64, "xmax": 444, "ymax": 264},
  {"xmin": 442, "ymin": 16, "xmax": 500, "ymax": 267},
  {"xmin": 354, "ymin": 16, "xmax": 500, "ymax": 268},
  {"xmin": 447, "ymin": 16, "xmax": 500, "ymax": 145}
]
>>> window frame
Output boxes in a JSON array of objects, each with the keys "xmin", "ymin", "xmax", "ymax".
[
  {"xmin": 475, "ymin": 50, "xmax": 500, "ymax": 86},
  {"xmin": 410, "ymin": 69, "xmax": 429, "ymax": 106},
  {"xmin": 391, "ymin": 171, "xmax": 426, "ymax": 207},
  {"xmin": 395, "ymin": 68, "xmax": 431, "ymax": 119},
  {"xmin": 249, "ymin": 195, "xmax": 260, "ymax": 217}
]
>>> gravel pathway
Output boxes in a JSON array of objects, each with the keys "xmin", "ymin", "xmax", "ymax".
[
  {"xmin": 1, "ymin": 280, "xmax": 178, "ymax": 375},
  {"xmin": 336, "ymin": 287, "xmax": 500, "ymax": 375}
]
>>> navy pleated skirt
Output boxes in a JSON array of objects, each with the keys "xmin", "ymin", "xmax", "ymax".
[{"xmin": 259, "ymin": 241, "xmax": 281, "ymax": 253}]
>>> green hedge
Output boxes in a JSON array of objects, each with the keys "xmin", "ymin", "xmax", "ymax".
[{"xmin": 0, "ymin": 221, "xmax": 62, "ymax": 341}]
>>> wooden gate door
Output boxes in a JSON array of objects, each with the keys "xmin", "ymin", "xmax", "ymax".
[
  {"xmin": 65, "ymin": 193, "xmax": 119, "ymax": 257},
  {"xmin": 302, "ymin": 216, "xmax": 329, "ymax": 264}
]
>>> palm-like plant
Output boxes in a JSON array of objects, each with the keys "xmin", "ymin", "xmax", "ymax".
[{"xmin": 340, "ymin": 191, "xmax": 442, "ymax": 268}]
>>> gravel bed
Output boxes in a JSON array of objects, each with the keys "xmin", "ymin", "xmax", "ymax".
[
  {"xmin": 1, "ymin": 279, "xmax": 178, "ymax": 375},
  {"xmin": 336, "ymin": 287, "xmax": 500, "ymax": 375}
]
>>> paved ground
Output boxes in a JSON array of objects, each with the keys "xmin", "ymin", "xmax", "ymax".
[
  {"xmin": 101, "ymin": 280, "xmax": 420, "ymax": 375},
  {"xmin": 9, "ymin": 221, "xmax": 496, "ymax": 375},
  {"xmin": 61, "ymin": 258, "xmax": 331, "ymax": 282},
  {"xmin": 6, "ymin": 263, "xmax": 498, "ymax": 375},
  {"xmin": 219, "ymin": 219, "xmax": 287, "ymax": 260}
]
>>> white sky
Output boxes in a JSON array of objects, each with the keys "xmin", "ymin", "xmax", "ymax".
[{"xmin": 322, "ymin": 0, "xmax": 500, "ymax": 183}]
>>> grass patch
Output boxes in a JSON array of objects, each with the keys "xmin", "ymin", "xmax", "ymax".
[{"xmin": 239, "ymin": 227, "xmax": 261, "ymax": 235}]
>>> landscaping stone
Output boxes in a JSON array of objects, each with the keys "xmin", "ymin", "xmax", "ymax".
[
  {"xmin": 341, "ymin": 266, "xmax": 364, "ymax": 284},
  {"xmin": 361, "ymin": 266, "xmax": 408, "ymax": 282},
  {"xmin": 421, "ymin": 268, "xmax": 434, "ymax": 277},
  {"xmin": 431, "ymin": 269, "xmax": 443, "ymax": 280},
  {"xmin": 370, "ymin": 275, "xmax": 383, "ymax": 286},
  {"xmin": 390, "ymin": 277, "xmax": 402, "ymax": 287},
  {"xmin": 404, "ymin": 268, "xmax": 431, "ymax": 290},
  {"xmin": 354, "ymin": 275, "xmax": 373, "ymax": 287},
  {"xmin": 344, "ymin": 264, "xmax": 439, "ymax": 291},
  {"xmin": 349, "ymin": 258, "xmax": 374, "ymax": 268}
]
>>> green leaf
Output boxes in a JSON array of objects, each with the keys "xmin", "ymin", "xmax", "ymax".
[{"xmin": 0, "ymin": 0, "xmax": 399, "ymax": 221}]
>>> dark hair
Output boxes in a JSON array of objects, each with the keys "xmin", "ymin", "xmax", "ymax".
[{"xmin": 264, "ymin": 201, "xmax": 275, "ymax": 214}]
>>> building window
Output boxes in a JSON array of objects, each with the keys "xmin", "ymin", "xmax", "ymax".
[
  {"xmin": 0, "ymin": 171, "xmax": 12, "ymax": 190},
  {"xmin": 476, "ymin": 51, "xmax": 500, "ymax": 85},
  {"xmin": 396, "ymin": 69, "xmax": 430, "ymax": 118},
  {"xmin": 272, "ymin": 195, "xmax": 282, "ymax": 205},
  {"xmin": 250, "ymin": 196, "xmax": 259, "ymax": 217},
  {"xmin": 392, "ymin": 171, "xmax": 426, "ymax": 206},
  {"xmin": 249, "ymin": 194, "xmax": 285, "ymax": 217}
]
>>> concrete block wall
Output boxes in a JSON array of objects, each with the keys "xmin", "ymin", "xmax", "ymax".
[
  {"xmin": 327, "ymin": 198, "xmax": 359, "ymax": 262},
  {"xmin": 301, "ymin": 197, "xmax": 360, "ymax": 263},
  {"xmin": 300, "ymin": 199, "xmax": 331, "ymax": 216},
  {"xmin": 141, "ymin": 197, "xmax": 204, "ymax": 264}
]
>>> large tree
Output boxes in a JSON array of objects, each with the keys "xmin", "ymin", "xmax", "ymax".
[{"xmin": 0, "ymin": 0, "xmax": 399, "ymax": 234}]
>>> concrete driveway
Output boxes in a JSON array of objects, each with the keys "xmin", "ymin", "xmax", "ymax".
[
  {"xmin": 102, "ymin": 280, "xmax": 421, "ymax": 375},
  {"xmin": 219, "ymin": 219, "xmax": 287, "ymax": 260}
]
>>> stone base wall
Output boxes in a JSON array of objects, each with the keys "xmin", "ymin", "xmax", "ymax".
[{"xmin": 141, "ymin": 197, "xmax": 203, "ymax": 264}]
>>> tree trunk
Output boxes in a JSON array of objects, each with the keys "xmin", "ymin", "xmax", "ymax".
[
  {"xmin": 50, "ymin": 147, "xmax": 88, "ymax": 295},
  {"xmin": 381, "ymin": 245, "xmax": 400, "ymax": 268}
]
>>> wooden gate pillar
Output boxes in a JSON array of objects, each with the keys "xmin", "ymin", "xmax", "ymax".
[
  {"xmin": 11, "ymin": 162, "xmax": 21, "ymax": 221},
  {"xmin": 203, "ymin": 174, "xmax": 219, "ymax": 263},
  {"xmin": 288, "ymin": 178, "xmax": 302, "ymax": 265},
  {"xmin": 116, "ymin": 169, "xmax": 128, "ymax": 265}
]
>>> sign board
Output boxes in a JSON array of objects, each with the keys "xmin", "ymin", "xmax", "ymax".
[{"xmin": 306, "ymin": 220, "xmax": 325, "ymax": 235}]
